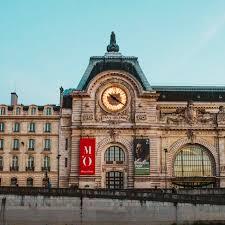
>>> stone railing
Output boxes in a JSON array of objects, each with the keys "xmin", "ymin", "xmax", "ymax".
[{"xmin": 1, "ymin": 187, "xmax": 225, "ymax": 205}]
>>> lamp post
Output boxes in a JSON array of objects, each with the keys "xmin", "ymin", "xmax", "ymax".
[
  {"xmin": 57, "ymin": 154, "xmax": 61, "ymax": 188},
  {"xmin": 164, "ymin": 148, "xmax": 168, "ymax": 189}
]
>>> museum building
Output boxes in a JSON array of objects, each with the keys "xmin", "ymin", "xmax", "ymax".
[{"xmin": 1, "ymin": 32, "xmax": 225, "ymax": 188}]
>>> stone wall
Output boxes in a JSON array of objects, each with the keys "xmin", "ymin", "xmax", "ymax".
[{"xmin": 1, "ymin": 194, "xmax": 225, "ymax": 225}]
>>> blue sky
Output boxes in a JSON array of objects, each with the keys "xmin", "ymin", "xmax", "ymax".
[{"xmin": 1, "ymin": 0, "xmax": 225, "ymax": 105}]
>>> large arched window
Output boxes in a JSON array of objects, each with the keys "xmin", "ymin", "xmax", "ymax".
[
  {"xmin": 104, "ymin": 146, "xmax": 125, "ymax": 164},
  {"xmin": 174, "ymin": 145, "xmax": 214, "ymax": 177}
]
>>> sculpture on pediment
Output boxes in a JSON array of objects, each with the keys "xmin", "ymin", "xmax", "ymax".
[
  {"xmin": 217, "ymin": 106, "xmax": 225, "ymax": 124},
  {"xmin": 160, "ymin": 100, "xmax": 215, "ymax": 125}
]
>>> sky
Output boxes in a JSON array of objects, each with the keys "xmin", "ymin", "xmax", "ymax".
[{"xmin": 1, "ymin": 0, "xmax": 225, "ymax": 105}]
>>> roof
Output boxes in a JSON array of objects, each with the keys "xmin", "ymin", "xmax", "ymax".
[{"xmin": 152, "ymin": 86, "xmax": 225, "ymax": 102}]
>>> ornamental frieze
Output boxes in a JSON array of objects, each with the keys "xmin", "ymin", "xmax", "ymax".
[
  {"xmin": 160, "ymin": 101, "xmax": 215, "ymax": 125},
  {"xmin": 82, "ymin": 113, "xmax": 94, "ymax": 122}
]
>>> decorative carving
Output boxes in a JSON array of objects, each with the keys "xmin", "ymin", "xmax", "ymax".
[
  {"xmin": 220, "ymin": 165, "xmax": 225, "ymax": 172},
  {"xmin": 108, "ymin": 129, "xmax": 120, "ymax": 141},
  {"xmin": 217, "ymin": 106, "xmax": 225, "ymax": 124},
  {"xmin": 160, "ymin": 101, "xmax": 215, "ymax": 125},
  {"xmin": 135, "ymin": 113, "xmax": 147, "ymax": 122},
  {"xmin": 186, "ymin": 129, "xmax": 194, "ymax": 143},
  {"xmin": 82, "ymin": 113, "xmax": 94, "ymax": 121}
]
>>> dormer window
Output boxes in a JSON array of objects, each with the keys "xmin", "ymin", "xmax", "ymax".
[
  {"xmin": 31, "ymin": 107, "xmax": 36, "ymax": 115},
  {"xmin": 46, "ymin": 107, "xmax": 52, "ymax": 115},
  {"xmin": 16, "ymin": 107, "xmax": 21, "ymax": 115},
  {"xmin": 0, "ymin": 107, "xmax": 6, "ymax": 115}
]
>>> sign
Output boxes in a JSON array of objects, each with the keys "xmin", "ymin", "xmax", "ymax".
[
  {"xmin": 80, "ymin": 138, "xmax": 95, "ymax": 175},
  {"xmin": 134, "ymin": 139, "xmax": 150, "ymax": 175}
]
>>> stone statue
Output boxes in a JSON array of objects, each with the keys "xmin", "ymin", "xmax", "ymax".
[{"xmin": 107, "ymin": 31, "xmax": 119, "ymax": 52}]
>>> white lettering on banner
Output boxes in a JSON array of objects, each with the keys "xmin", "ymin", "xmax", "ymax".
[
  {"xmin": 82, "ymin": 156, "xmax": 92, "ymax": 167},
  {"xmin": 84, "ymin": 146, "xmax": 92, "ymax": 154}
]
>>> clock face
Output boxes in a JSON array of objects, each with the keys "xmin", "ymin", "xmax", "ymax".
[{"xmin": 102, "ymin": 86, "xmax": 127, "ymax": 112}]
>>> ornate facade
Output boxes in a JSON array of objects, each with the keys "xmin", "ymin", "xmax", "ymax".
[{"xmin": 1, "ymin": 32, "xmax": 225, "ymax": 188}]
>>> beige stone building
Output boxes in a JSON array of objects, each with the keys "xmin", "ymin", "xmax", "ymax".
[
  {"xmin": 0, "ymin": 93, "xmax": 60, "ymax": 187},
  {"xmin": 1, "ymin": 32, "xmax": 225, "ymax": 189},
  {"xmin": 60, "ymin": 32, "xmax": 225, "ymax": 189}
]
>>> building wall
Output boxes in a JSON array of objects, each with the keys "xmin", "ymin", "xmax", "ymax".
[{"xmin": 0, "ymin": 104, "xmax": 59, "ymax": 187}]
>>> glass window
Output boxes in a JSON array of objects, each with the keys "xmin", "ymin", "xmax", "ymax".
[
  {"xmin": 174, "ymin": 145, "xmax": 213, "ymax": 177},
  {"xmin": 43, "ymin": 156, "xmax": 50, "ymax": 170},
  {"xmin": 0, "ymin": 107, "xmax": 5, "ymax": 115},
  {"xmin": 11, "ymin": 177, "xmax": 18, "ymax": 186},
  {"xmin": 106, "ymin": 171, "xmax": 123, "ymax": 189},
  {"xmin": 0, "ymin": 122, "xmax": 4, "ymax": 132},
  {"xmin": 104, "ymin": 146, "xmax": 125, "ymax": 163},
  {"xmin": 46, "ymin": 107, "xmax": 52, "ymax": 115},
  {"xmin": 27, "ymin": 177, "xmax": 33, "ymax": 187},
  {"xmin": 13, "ymin": 139, "xmax": 20, "ymax": 150},
  {"xmin": 28, "ymin": 156, "xmax": 34, "ymax": 168},
  {"xmin": 44, "ymin": 123, "xmax": 51, "ymax": 132},
  {"xmin": 14, "ymin": 122, "xmax": 20, "ymax": 132},
  {"xmin": 31, "ymin": 107, "xmax": 36, "ymax": 115},
  {"xmin": 28, "ymin": 139, "xmax": 35, "ymax": 150},
  {"xmin": 0, "ymin": 156, "xmax": 3, "ymax": 170},
  {"xmin": 65, "ymin": 158, "xmax": 68, "ymax": 168},
  {"xmin": 29, "ymin": 122, "xmax": 35, "ymax": 132},
  {"xmin": 44, "ymin": 139, "xmax": 51, "ymax": 150},
  {"xmin": 65, "ymin": 138, "xmax": 68, "ymax": 150},
  {"xmin": 16, "ymin": 107, "xmax": 21, "ymax": 115},
  {"xmin": 0, "ymin": 139, "xmax": 4, "ymax": 150}
]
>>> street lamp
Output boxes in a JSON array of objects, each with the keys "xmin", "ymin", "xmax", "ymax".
[{"xmin": 164, "ymin": 148, "xmax": 168, "ymax": 189}]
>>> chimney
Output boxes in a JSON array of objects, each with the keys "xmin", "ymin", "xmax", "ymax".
[{"xmin": 11, "ymin": 92, "xmax": 18, "ymax": 105}]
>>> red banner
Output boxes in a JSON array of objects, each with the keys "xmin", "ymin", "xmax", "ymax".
[{"xmin": 80, "ymin": 138, "xmax": 95, "ymax": 175}]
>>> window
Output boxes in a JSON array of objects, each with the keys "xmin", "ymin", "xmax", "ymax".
[
  {"xmin": 65, "ymin": 138, "xmax": 68, "ymax": 150},
  {"xmin": 29, "ymin": 122, "xmax": 35, "ymax": 132},
  {"xmin": 27, "ymin": 156, "xmax": 34, "ymax": 169},
  {"xmin": 11, "ymin": 156, "xmax": 19, "ymax": 171},
  {"xmin": 0, "ymin": 156, "xmax": 3, "ymax": 171},
  {"xmin": 0, "ymin": 107, "xmax": 5, "ymax": 115},
  {"xmin": 44, "ymin": 123, "xmax": 51, "ymax": 132},
  {"xmin": 28, "ymin": 139, "xmax": 35, "ymax": 150},
  {"xmin": 31, "ymin": 107, "xmax": 36, "ymax": 115},
  {"xmin": 14, "ymin": 122, "xmax": 20, "ymax": 132},
  {"xmin": 13, "ymin": 139, "xmax": 20, "ymax": 150},
  {"xmin": 43, "ymin": 156, "xmax": 50, "ymax": 171},
  {"xmin": 16, "ymin": 107, "xmax": 21, "ymax": 115},
  {"xmin": 27, "ymin": 177, "xmax": 33, "ymax": 187},
  {"xmin": 0, "ymin": 139, "xmax": 4, "ymax": 150},
  {"xmin": 65, "ymin": 158, "xmax": 68, "ymax": 168},
  {"xmin": 174, "ymin": 145, "xmax": 213, "ymax": 177},
  {"xmin": 11, "ymin": 177, "xmax": 18, "ymax": 187},
  {"xmin": 44, "ymin": 139, "xmax": 51, "ymax": 150},
  {"xmin": 0, "ymin": 122, "xmax": 4, "ymax": 132},
  {"xmin": 104, "ymin": 146, "xmax": 125, "ymax": 164},
  {"xmin": 46, "ymin": 107, "xmax": 52, "ymax": 115},
  {"xmin": 106, "ymin": 171, "xmax": 124, "ymax": 189}
]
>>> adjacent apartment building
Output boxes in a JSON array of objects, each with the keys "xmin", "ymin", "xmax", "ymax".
[{"xmin": 1, "ymin": 32, "xmax": 225, "ymax": 189}]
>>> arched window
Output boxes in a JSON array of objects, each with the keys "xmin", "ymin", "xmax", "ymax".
[
  {"xmin": 174, "ymin": 145, "xmax": 214, "ymax": 177},
  {"xmin": 27, "ymin": 177, "xmax": 33, "ymax": 187},
  {"xmin": 11, "ymin": 177, "xmax": 18, "ymax": 186},
  {"xmin": 104, "ymin": 146, "xmax": 125, "ymax": 164}
]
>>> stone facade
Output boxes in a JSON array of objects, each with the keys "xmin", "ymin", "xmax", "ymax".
[
  {"xmin": 0, "ymin": 102, "xmax": 60, "ymax": 187},
  {"xmin": 1, "ymin": 33, "xmax": 225, "ymax": 189}
]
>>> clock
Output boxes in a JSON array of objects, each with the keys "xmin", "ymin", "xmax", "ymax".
[{"xmin": 102, "ymin": 86, "xmax": 127, "ymax": 112}]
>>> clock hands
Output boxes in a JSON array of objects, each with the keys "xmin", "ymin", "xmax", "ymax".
[{"xmin": 109, "ymin": 94, "xmax": 125, "ymax": 106}]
